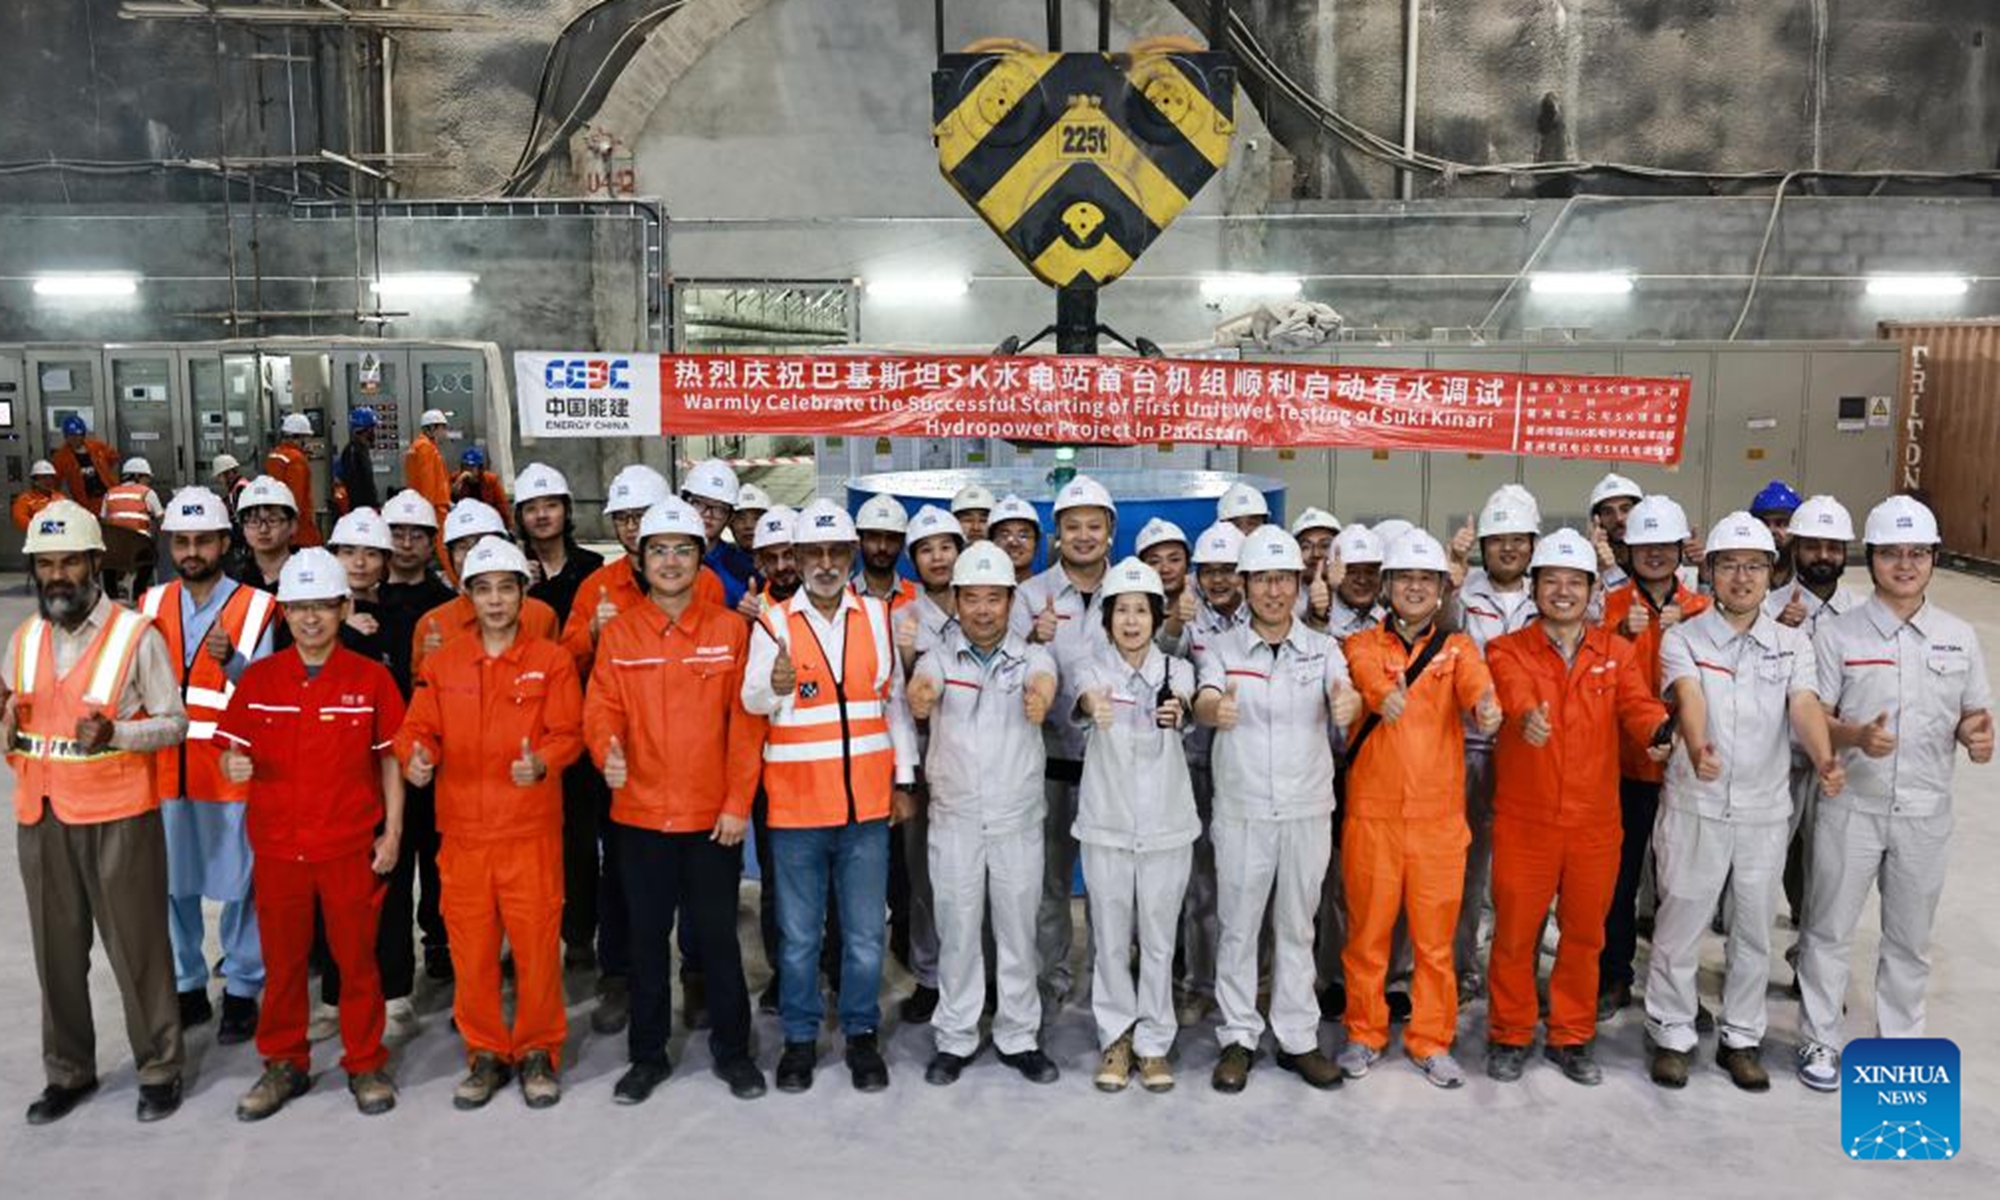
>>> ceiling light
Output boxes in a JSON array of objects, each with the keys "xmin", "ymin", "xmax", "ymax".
[
  {"xmin": 1865, "ymin": 275, "xmax": 1970, "ymax": 297},
  {"xmin": 33, "ymin": 272, "xmax": 140, "ymax": 297},
  {"xmin": 1529, "ymin": 272, "xmax": 1635, "ymax": 295},
  {"xmin": 370, "ymin": 273, "xmax": 477, "ymax": 298},
  {"xmin": 1199, "ymin": 273, "xmax": 1303, "ymax": 301}
]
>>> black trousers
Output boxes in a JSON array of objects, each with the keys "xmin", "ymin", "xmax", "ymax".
[
  {"xmin": 1598, "ymin": 778, "xmax": 1661, "ymax": 990},
  {"xmin": 561, "ymin": 761, "xmax": 630, "ymax": 978},
  {"xmin": 617, "ymin": 825, "xmax": 750, "ymax": 1065}
]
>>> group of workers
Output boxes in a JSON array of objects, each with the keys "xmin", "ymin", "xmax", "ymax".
[{"xmin": 4, "ymin": 440, "xmax": 1990, "ymax": 1127}]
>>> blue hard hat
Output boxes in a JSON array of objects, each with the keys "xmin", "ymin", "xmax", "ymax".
[
  {"xmin": 460, "ymin": 446, "xmax": 486, "ymax": 469},
  {"xmin": 1750, "ymin": 479, "xmax": 1802, "ymax": 515},
  {"xmin": 60, "ymin": 414, "xmax": 86, "ymax": 436},
  {"xmin": 349, "ymin": 406, "xmax": 378, "ymax": 431}
]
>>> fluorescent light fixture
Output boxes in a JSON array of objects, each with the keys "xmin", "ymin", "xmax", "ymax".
[
  {"xmin": 865, "ymin": 276, "xmax": 968, "ymax": 302},
  {"xmin": 33, "ymin": 272, "xmax": 140, "ymax": 297},
  {"xmin": 370, "ymin": 273, "xmax": 477, "ymax": 298},
  {"xmin": 1865, "ymin": 274, "xmax": 1970, "ymax": 297},
  {"xmin": 1199, "ymin": 273, "xmax": 1303, "ymax": 301},
  {"xmin": 1529, "ymin": 272, "xmax": 1635, "ymax": 296}
]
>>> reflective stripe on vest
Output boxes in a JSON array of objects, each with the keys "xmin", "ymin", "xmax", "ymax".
[
  {"xmin": 761, "ymin": 597, "xmax": 896, "ymax": 825},
  {"xmin": 139, "ymin": 580, "xmax": 275, "ymax": 801},
  {"xmin": 8, "ymin": 608, "xmax": 158, "ymax": 825},
  {"xmin": 101, "ymin": 484, "xmax": 153, "ymax": 532}
]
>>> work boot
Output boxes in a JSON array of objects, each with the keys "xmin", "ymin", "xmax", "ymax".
[
  {"xmin": 518, "ymin": 1050, "xmax": 561, "ymax": 1108},
  {"xmin": 1316, "ymin": 983, "xmax": 1346, "ymax": 1023},
  {"xmin": 236, "ymin": 1061, "xmax": 310, "ymax": 1122},
  {"xmin": 776, "ymin": 1041, "xmax": 817, "ymax": 1093},
  {"xmin": 1545, "ymin": 1043, "xmax": 1603, "ymax": 1087},
  {"xmin": 136, "ymin": 1078, "xmax": 182, "ymax": 1123},
  {"xmin": 714, "ymin": 1056, "xmax": 767, "ymax": 1100},
  {"xmin": 177, "ymin": 988, "xmax": 213, "ymax": 1029},
  {"xmin": 563, "ymin": 943, "xmax": 597, "ymax": 973},
  {"xmin": 1095, "ymin": 1033, "xmax": 1134, "ymax": 1093},
  {"xmin": 1595, "ymin": 982, "xmax": 1632, "ymax": 1022},
  {"xmin": 591, "ymin": 976, "xmax": 632, "ymax": 1036},
  {"xmin": 307, "ymin": 1003, "xmax": 340, "ymax": 1043},
  {"xmin": 384, "ymin": 997, "xmax": 421, "ymax": 1043},
  {"xmin": 1411, "ymin": 1051, "xmax": 1467, "ymax": 1089},
  {"xmin": 1137, "ymin": 1055, "xmax": 1174, "ymax": 1093},
  {"xmin": 1274, "ymin": 1048, "xmax": 1344, "ymax": 1090},
  {"xmin": 1386, "ymin": 990, "xmax": 1413, "ymax": 1024},
  {"xmin": 1716, "ymin": 1043, "xmax": 1770, "ymax": 1093},
  {"xmin": 26, "ymin": 1080, "xmax": 97, "ymax": 1126},
  {"xmin": 217, "ymin": 994, "xmax": 259, "ymax": 1046},
  {"xmin": 899, "ymin": 985, "xmax": 940, "ymax": 1025},
  {"xmin": 845, "ymin": 1033, "xmax": 889, "ymax": 1092},
  {"xmin": 1336, "ymin": 1042, "xmax": 1381, "ymax": 1080},
  {"xmin": 998, "ymin": 1048, "xmax": 1060, "ymax": 1084},
  {"xmin": 681, "ymin": 972, "xmax": 710, "ymax": 1032},
  {"xmin": 1797, "ymin": 1042, "xmax": 1840, "ymax": 1093},
  {"xmin": 1175, "ymin": 988, "xmax": 1214, "ymax": 1028},
  {"xmin": 613, "ymin": 1058, "xmax": 671, "ymax": 1106},
  {"xmin": 758, "ymin": 979, "xmax": 781, "ymax": 1015},
  {"xmin": 926, "ymin": 1050, "xmax": 972, "ymax": 1086},
  {"xmin": 1211, "ymin": 1043, "xmax": 1254, "ymax": 1094},
  {"xmin": 1486, "ymin": 1042, "xmax": 1532, "ymax": 1083},
  {"xmin": 452, "ymin": 1053, "xmax": 512, "ymax": 1110},
  {"xmin": 1648, "ymin": 1041, "xmax": 1691, "ymax": 1090},
  {"xmin": 349, "ymin": 1070, "xmax": 397, "ymax": 1116}
]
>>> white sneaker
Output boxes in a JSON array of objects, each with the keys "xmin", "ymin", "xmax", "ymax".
[
  {"xmin": 1336, "ymin": 1042, "xmax": 1381, "ymax": 1079},
  {"xmin": 384, "ymin": 998, "xmax": 421, "ymax": 1043},
  {"xmin": 1412, "ymin": 1051, "xmax": 1467, "ymax": 1089},
  {"xmin": 1797, "ymin": 1042, "xmax": 1840, "ymax": 1093},
  {"xmin": 307, "ymin": 1003, "xmax": 340, "ymax": 1042}
]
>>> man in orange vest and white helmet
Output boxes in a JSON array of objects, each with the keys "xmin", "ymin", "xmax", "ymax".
[
  {"xmin": 4, "ymin": 500, "xmax": 191, "ymax": 1125},
  {"xmin": 266, "ymin": 413, "xmax": 322, "ymax": 548},
  {"xmin": 140, "ymin": 484, "xmax": 282, "ymax": 1046},
  {"xmin": 743, "ymin": 497, "xmax": 918, "ymax": 1094},
  {"xmin": 101, "ymin": 456, "xmax": 166, "ymax": 599}
]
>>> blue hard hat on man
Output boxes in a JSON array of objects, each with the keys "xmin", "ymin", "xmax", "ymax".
[
  {"xmin": 1749, "ymin": 479, "xmax": 1802, "ymax": 516},
  {"xmin": 349, "ymin": 406, "xmax": 378, "ymax": 432}
]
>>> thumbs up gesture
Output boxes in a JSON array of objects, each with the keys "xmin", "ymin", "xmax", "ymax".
[
  {"xmin": 1308, "ymin": 568, "xmax": 1332, "ymax": 623},
  {"xmin": 220, "ymin": 743, "xmax": 255, "ymax": 784},
  {"xmin": 1090, "ymin": 687, "xmax": 1116, "ymax": 731},
  {"xmin": 510, "ymin": 736, "xmax": 546, "ymax": 787},
  {"xmin": 1214, "ymin": 682, "xmax": 1241, "ymax": 731},
  {"xmin": 1778, "ymin": 585, "xmax": 1809, "ymax": 628},
  {"xmin": 592, "ymin": 586, "xmax": 619, "ymax": 636},
  {"xmin": 204, "ymin": 620, "xmax": 233, "ymax": 665},
  {"xmin": 1659, "ymin": 602, "xmax": 1685, "ymax": 630},
  {"xmin": 1957, "ymin": 709, "xmax": 1994, "ymax": 763},
  {"xmin": 1591, "ymin": 523, "xmax": 1617, "ymax": 573},
  {"xmin": 1172, "ymin": 586, "xmax": 1198, "ymax": 631},
  {"xmin": 602, "ymin": 735, "xmax": 628, "ymax": 789},
  {"xmin": 1449, "ymin": 514, "xmax": 1477, "ymax": 565},
  {"xmin": 735, "ymin": 588, "xmax": 766, "ymax": 621},
  {"xmin": 1522, "ymin": 700, "xmax": 1554, "ymax": 747},
  {"xmin": 1474, "ymin": 688, "xmax": 1503, "ymax": 736},
  {"xmin": 1816, "ymin": 755, "xmax": 1846, "ymax": 798},
  {"xmin": 404, "ymin": 742, "xmax": 435, "ymax": 787},
  {"xmin": 422, "ymin": 616, "xmax": 445, "ymax": 656},
  {"xmin": 1324, "ymin": 548, "xmax": 1345, "ymax": 593},
  {"xmin": 1380, "ymin": 677, "xmax": 1409, "ymax": 725},
  {"xmin": 906, "ymin": 672, "xmax": 940, "ymax": 721},
  {"xmin": 895, "ymin": 611, "xmax": 919, "ymax": 662},
  {"xmin": 1023, "ymin": 671, "xmax": 1056, "ymax": 725},
  {"xmin": 771, "ymin": 644, "xmax": 797, "ymax": 696},
  {"xmin": 1689, "ymin": 739, "xmax": 1723, "ymax": 782},
  {"xmin": 1329, "ymin": 680, "xmax": 1360, "ymax": 730},
  {"xmin": 1621, "ymin": 603, "xmax": 1652, "ymax": 638},
  {"xmin": 1857, "ymin": 711, "xmax": 1897, "ymax": 759},
  {"xmin": 1032, "ymin": 595, "xmax": 1059, "ymax": 644}
]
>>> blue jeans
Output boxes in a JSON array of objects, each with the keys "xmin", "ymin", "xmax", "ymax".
[
  {"xmin": 169, "ymin": 895, "xmax": 263, "ymax": 997},
  {"xmin": 771, "ymin": 820, "xmax": 890, "ymax": 1044}
]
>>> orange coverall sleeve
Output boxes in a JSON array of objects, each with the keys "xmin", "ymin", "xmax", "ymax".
[
  {"xmin": 11, "ymin": 492, "xmax": 35, "ymax": 532},
  {"xmin": 395, "ymin": 660, "xmax": 445, "ymax": 766},
  {"xmin": 1346, "ymin": 633, "xmax": 1394, "ymax": 714},
  {"xmin": 582, "ymin": 635, "xmax": 629, "ymax": 768},
  {"xmin": 534, "ymin": 652, "xmax": 586, "ymax": 776},
  {"xmin": 1451, "ymin": 632, "xmax": 1495, "ymax": 712}
]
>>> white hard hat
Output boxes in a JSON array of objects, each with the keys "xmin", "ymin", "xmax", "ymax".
[
  {"xmin": 1135, "ymin": 517, "xmax": 1188, "ymax": 555},
  {"xmin": 1863, "ymin": 495, "xmax": 1941, "ymax": 547},
  {"xmin": 1102, "ymin": 555, "xmax": 1165, "ymax": 599},
  {"xmin": 1623, "ymin": 495, "xmax": 1691, "ymax": 546},
  {"xmin": 1289, "ymin": 506, "xmax": 1341, "ymax": 537},
  {"xmin": 280, "ymin": 412, "xmax": 313, "ymax": 437},
  {"xmin": 459, "ymin": 535, "xmax": 533, "ymax": 582},
  {"xmin": 1334, "ymin": 523, "xmax": 1385, "ymax": 566},
  {"xmin": 753, "ymin": 505, "xmax": 797, "ymax": 550},
  {"xmin": 29, "ymin": 459, "xmax": 57, "ymax": 478},
  {"xmin": 603, "ymin": 464, "xmax": 671, "ymax": 515},
  {"xmin": 735, "ymin": 482, "xmax": 773, "ymax": 513},
  {"xmin": 1052, "ymin": 474, "xmax": 1116, "ymax": 517},
  {"xmin": 855, "ymin": 493, "xmax": 909, "ymax": 535},
  {"xmin": 906, "ymin": 504, "xmax": 963, "ymax": 548},
  {"xmin": 238, "ymin": 475, "xmax": 297, "ymax": 514},
  {"xmin": 208, "ymin": 454, "xmax": 240, "ymax": 478},
  {"xmin": 795, "ymin": 498, "xmax": 859, "ymax": 545},
  {"xmin": 1588, "ymin": 472, "xmax": 1645, "ymax": 510},
  {"xmin": 1216, "ymin": 481, "xmax": 1269, "ymax": 522},
  {"xmin": 950, "ymin": 483, "xmax": 996, "ymax": 515},
  {"xmin": 1370, "ymin": 519, "xmax": 1414, "ymax": 550},
  {"xmin": 1384, "ymin": 529, "xmax": 1450, "ymax": 574},
  {"xmin": 23, "ymin": 500, "xmax": 106, "ymax": 554},
  {"xmin": 989, "ymin": 493, "xmax": 1040, "ymax": 529},
  {"xmin": 1192, "ymin": 521, "xmax": 1245, "ymax": 566},
  {"xmin": 1237, "ymin": 526, "xmax": 1305, "ymax": 573},
  {"xmin": 121, "ymin": 456, "xmax": 153, "ymax": 477},
  {"xmin": 420, "ymin": 408, "xmax": 449, "ymax": 428},
  {"xmin": 682, "ymin": 458, "xmax": 741, "ymax": 508},
  {"xmin": 951, "ymin": 541, "xmax": 1017, "ymax": 589},
  {"xmin": 1705, "ymin": 511, "xmax": 1778, "ymax": 559},
  {"xmin": 513, "ymin": 463, "xmax": 570, "ymax": 505},
  {"xmin": 161, "ymin": 486, "xmax": 232, "ymax": 534},
  {"xmin": 277, "ymin": 547, "xmax": 351, "ymax": 604},
  {"xmin": 1528, "ymin": 527, "xmax": 1597, "ymax": 577},
  {"xmin": 329, "ymin": 506, "xmax": 393, "ymax": 551},
  {"xmin": 383, "ymin": 487, "xmax": 438, "ymax": 529},
  {"xmin": 443, "ymin": 498, "xmax": 506, "ymax": 545},
  {"xmin": 638, "ymin": 496, "xmax": 707, "ymax": 544},
  {"xmin": 1478, "ymin": 484, "xmax": 1542, "ymax": 538},
  {"xmin": 1788, "ymin": 495, "xmax": 1855, "ymax": 543}
]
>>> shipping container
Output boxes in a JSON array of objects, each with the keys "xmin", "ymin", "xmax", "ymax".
[{"xmin": 1880, "ymin": 321, "xmax": 2000, "ymax": 569}]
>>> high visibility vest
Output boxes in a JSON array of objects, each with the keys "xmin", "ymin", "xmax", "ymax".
[
  {"xmin": 760, "ymin": 597, "xmax": 896, "ymax": 828},
  {"xmin": 851, "ymin": 575, "xmax": 917, "ymax": 612},
  {"xmin": 102, "ymin": 482, "xmax": 154, "ymax": 534},
  {"xmin": 140, "ymin": 581, "xmax": 277, "ymax": 802},
  {"xmin": 6, "ymin": 608, "xmax": 158, "ymax": 825}
]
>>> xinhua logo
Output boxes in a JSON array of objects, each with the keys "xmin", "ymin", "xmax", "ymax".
[{"xmin": 1840, "ymin": 1038, "xmax": 1959, "ymax": 1162}]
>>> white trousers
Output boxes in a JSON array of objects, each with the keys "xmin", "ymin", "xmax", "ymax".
[
  {"xmin": 1213, "ymin": 813, "xmax": 1332, "ymax": 1055},
  {"xmin": 1644, "ymin": 808, "xmax": 1788, "ymax": 1052},
  {"xmin": 1081, "ymin": 842, "xmax": 1192, "ymax": 1058},
  {"xmin": 928, "ymin": 813, "xmax": 1044, "ymax": 1057}
]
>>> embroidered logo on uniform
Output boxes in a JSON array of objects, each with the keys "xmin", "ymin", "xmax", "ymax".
[
  {"xmin": 517, "ymin": 671, "xmax": 547, "ymax": 683},
  {"xmin": 800, "ymin": 681, "xmax": 820, "ymax": 699}
]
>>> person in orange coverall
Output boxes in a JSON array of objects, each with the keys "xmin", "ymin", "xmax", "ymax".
[
  {"xmin": 1481, "ymin": 528, "xmax": 1670, "ymax": 1087},
  {"xmin": 265, "ymin": 413, "xmax": 322, "ymax": 547},
  {"xmin": 403, "ymin": 409, "xmax": 453, "ymax": 531},
  {"xmin": 1337, "ymin": 527, "xmax": 1500, "ymax": 1090},
  {"xmin": 409, "ymin": 499, "xmax": 576, "ymax": 680},
  {"xmin": 396, "ymin": 534, "xmax": 583, "ymax": 1112}
]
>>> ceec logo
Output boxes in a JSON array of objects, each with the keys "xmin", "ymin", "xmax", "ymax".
[
  {"xmin": 543, "ymin": 359, "xmax": 631, "ymax": 391},
  {"xmin": 1841, "ymin": 1037, "xmax": 1959, "ymax": 1162}
]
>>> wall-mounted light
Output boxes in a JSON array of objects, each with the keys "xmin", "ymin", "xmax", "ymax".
[
  {"xmin": 370, "ymin": 273, "xmax": 478, "ymax": 298},
  {"xmin": 865, "ymin": 276, "xmax": 969, "ymax": 302},
  {"xmin": 1529, "ymin": 272, "xmax": 1635, "ymax": 296},
  {"xmin": 1199, "ymin": 273, "xmax": 1303, "ymax": 302},
  {"xmin": 33, "ymin": 272, "xmax": 140, "ymax": 297},
  {"xmin": 1865, "ymin": 275, "xmax": 1971, "ymax": 297}
]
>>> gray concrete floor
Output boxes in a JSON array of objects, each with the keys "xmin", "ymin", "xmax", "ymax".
[{"xmin": 1, "ymin": 569, "xmax": 1995, "ymax": 1197}]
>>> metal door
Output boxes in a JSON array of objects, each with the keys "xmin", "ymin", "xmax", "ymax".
[
  {"xmin": 0, "ymin": 349, "xmax": 30, "ymax": 567},
  {"xmin": 1707, "ymin": 350, "xmax": 1805, "ymax": 530},
  {"xmin": 1618, "ymin": 348, "xmax": 1712, "ymax": 531},
  {"xmin": 1800, "ymin": 347, "xmax": 1900, "ymax": 525},
  {"xmin": 413, "ymin": 349, "xmax": 489, "ymax": 470},
  {"xmin": 331, "ymin": 346, "xmax": 410, "ymax": 495},
  {"xmin": 1518, "ymin": 349, "xmax": 1619, "ymax": 533},
  {"xmin": 1330, "ymin": 349, "xmax": 1427, "ymax": 527},
  {"xmin": 184, "ymin": 349, "xmax": 267, "ymax": 484},
  {"xmin": 24, "ymin": 348, "xmax": 108, "ymax": 464},
  {"xmin": 105, "ymin": 349, "xmax": 185, "ymax": 491},
  {"xmin": 1425, "ymin": 349, "xmax": 1525, "ymax": 539}
]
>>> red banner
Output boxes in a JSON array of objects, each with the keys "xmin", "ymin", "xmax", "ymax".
[{"xmin": 646, "ymin": 353, "xmax": 1688, "ymax": 463}]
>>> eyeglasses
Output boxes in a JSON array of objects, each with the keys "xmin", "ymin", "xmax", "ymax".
[
  {"xmin": 992, "ymin": 526, "xmax": 1036, "ymax": 544},
  {"xmin": 1873, "ymin": 546, "xmax": 1935, "ymax": 565},
  {"xmin": 243, "ymin": 512, "xmax": 292, "ymax": 529},
  {"xmin": 611, "ymin": 511, "xmax": 647, "ymax": 529},
  {"xmin": 642, "ymin": 541, "xmax": 701, "ymax": 561},
  {"xmin": 687, "ymin": 496, "xmax": 732, "ymax": 523},
  {"xmin": 1711, "ymin": 559, "xmax": 1772, "ymax": 577}
]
